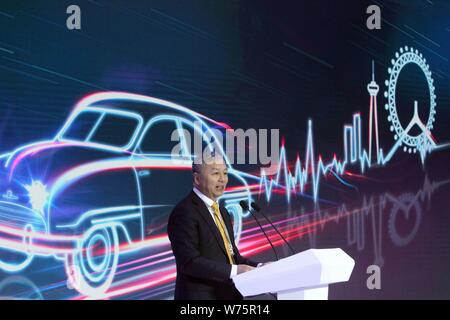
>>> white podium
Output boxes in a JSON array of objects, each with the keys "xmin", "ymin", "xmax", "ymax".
[{"xmin": 233, "ymin": 248, "xmax": 355, "ymax": 300}]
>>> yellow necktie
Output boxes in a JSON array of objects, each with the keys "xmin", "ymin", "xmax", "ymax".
[{"xmin": 211, "ymin": 202, "xmax": 235, "ymax": 264}]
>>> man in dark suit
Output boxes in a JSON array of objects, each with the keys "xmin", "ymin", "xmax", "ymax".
[{"xmin": 167, "ymin": 154, "xmax": 259, "ymax": 300}]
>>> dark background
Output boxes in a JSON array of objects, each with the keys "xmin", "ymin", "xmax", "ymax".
[{"xmin": 0, "ymin": 0, "xmax": 449, "ymax": 299}]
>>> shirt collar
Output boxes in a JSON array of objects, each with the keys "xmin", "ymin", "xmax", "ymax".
[{"xmin": 193, "ymin": 187, "xmax": 216, "ymax": 208}]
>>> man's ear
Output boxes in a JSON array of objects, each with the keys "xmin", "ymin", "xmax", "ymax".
[{"xmin": 193, "ymin": 172, "xmax": 199, "ymax": 186}]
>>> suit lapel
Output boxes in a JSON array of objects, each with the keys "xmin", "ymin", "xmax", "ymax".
[
  {"xmin": 219, "ymin": 206, "xmax": 240, "ymax": 262},
  {"xmin": 190, "ymin": 192, "xmax": 228, "ymax": 256},
  {"xmin": 219, "ymin": 205, "xmax": 235, "ymax": 244}
]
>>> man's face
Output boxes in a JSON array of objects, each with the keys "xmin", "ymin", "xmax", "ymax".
[{"xmin": 194, "ymin": 160, "xmax": 228, "ymax": 200}]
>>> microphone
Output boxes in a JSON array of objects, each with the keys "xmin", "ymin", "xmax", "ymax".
[
  {"xmin": 251, "ymin": 202, "xmax": 296, "ymax": 255},
  {"xmin": 239, "ymin": 200, "xmax": 279, "ymax": 261}
]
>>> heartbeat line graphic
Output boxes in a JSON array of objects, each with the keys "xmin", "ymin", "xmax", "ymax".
[
  {"xmin": 257, "ymin": 49, "xmax": 449, "ymax": 203},
  {"xmin": 0, "ymin": 47, "xmax": 448, "ymax": 299},
  {"xmin": 273, "ymin": 175, "xmax": 449, "ymax": 270}
]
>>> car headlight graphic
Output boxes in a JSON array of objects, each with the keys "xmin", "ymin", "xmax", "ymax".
[{"xmin": 24, "ymin": 180, "xmax": 49, "ymax": 214}]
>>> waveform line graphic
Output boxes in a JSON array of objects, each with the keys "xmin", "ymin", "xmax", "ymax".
[
  {"xmin": 278, "ymin": 175, "xmax": 449, "ymax": 269},
  {"xmin": 257, "ymin": 54, "xmax": 447, "ymax": 203},
  {"xmin": 345, "ymin": 175, "xmax": 447, "ymax": 267},
  {"xmin": 258, "ymin": 113, "xmax": 380, "ymax": 203}
]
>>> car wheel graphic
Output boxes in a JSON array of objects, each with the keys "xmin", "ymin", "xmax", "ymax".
[
  {"xmin": 65, "ymin": 225, "xmax": 119, "ymax": 298},
  {"xmin": 0, "ymin": 275, "xmax": 44, "ymax": 300},
  {"xmin": 0, "ymin": 224, "xmax": 35, "ymax": 273}
]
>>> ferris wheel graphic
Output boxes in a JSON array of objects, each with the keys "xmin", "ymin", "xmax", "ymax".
[{"xmin": 383, "ymin": 46, "xmax": 437, "ymax": 155}]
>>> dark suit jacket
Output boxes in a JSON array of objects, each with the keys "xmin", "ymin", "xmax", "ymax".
[{"xmin": 167, "ymin": 191, "xmax": 258, "ymax": 300}]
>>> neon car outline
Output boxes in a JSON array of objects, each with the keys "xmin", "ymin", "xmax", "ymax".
[{"xmin": 0, "ymin": 91, "xmax": 253, "ymax": 298}]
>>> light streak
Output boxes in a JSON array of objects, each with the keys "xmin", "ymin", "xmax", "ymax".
[{"xmin": 0, "ymin": 48, "xmax": 448, "ymax": 298}]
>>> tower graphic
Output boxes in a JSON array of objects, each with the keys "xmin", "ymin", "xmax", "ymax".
[{"xmin": 367, "ymin": 60, "xmax": 380, "ymax": 164}]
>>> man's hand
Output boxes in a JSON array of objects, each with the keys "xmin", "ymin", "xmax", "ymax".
[{"xmin": 237, "ymin": 264, "xmax": 255, "ymax": 275}]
